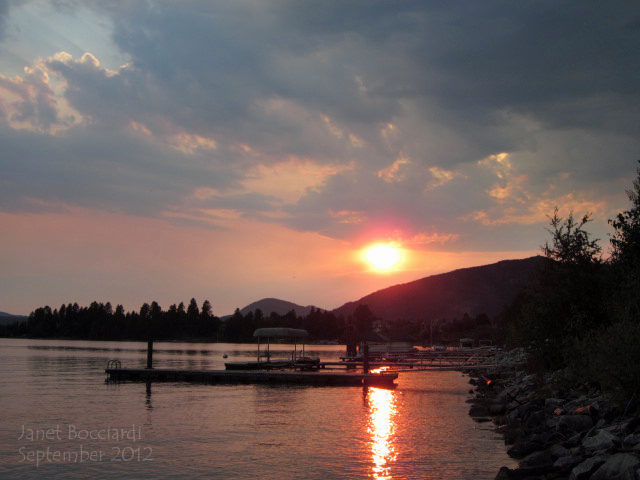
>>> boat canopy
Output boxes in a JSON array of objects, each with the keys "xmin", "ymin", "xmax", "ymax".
[{"xmin": 253, "ymin": 328, "xmax": 309, "ymax": 338}]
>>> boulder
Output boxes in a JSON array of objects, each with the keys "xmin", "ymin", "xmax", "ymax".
[
  {"xmin": 594, "ymin": 418, "xmax": 606, "ymax": 429},
  {"xmin": 622, "ymin": 417, "xmax": 640, "ymax": 434},
  {"xmin": 545, "ymin": 398, "xmax": 566, "ymax": 413},
  {"xmin": 473, "ymin": 416, "xmax": 493, "ymax": 423},
  {"xmin": 590, "ymin": 453, "xmax": 640, "ymax": 480},
  {"xmin": 494, "ymin": 415, "xmax": 509, "ymax": 426},
  {"xmin": 558, "ymin": 415, "xmax": 593, "ymax": 434},
  {"xmin": 573, "ymin": 405, "xmax": 597, "ymax": 417},
  {"xmin": 569, "ymin": 455, "xmax": 607, "ymax": 480},
  {"xmin": 623, "ymin": 433, "xmax": 640, "ymax": 448},
  {"xmin": 553, "ymin": 454, "xmax": 583, "ymax": 472},
  {"xmin": 545, "ymin": 416, "xmax": 562, "ymax": 430},
  {"xmin": 489, "ymin": 402, "xmax": 506, "ymax": 415},
  {"xmin": 498, "ymin": 386, "xmax": 521, "ymax": 403},
  {"xmin": 529, "ymin": 430, "xmax": 563, "ymax": 451},
  {"xmin": 469, "ymin": 403, "xmax": 491, "ymax": 417},
  {"xmin": 524, "ymin": 410, "xmax": 546, "ymax": 429},
  {"xmin": 566, "ymin": 396, "xmax": 590, "ymax": 411},
  {"xmin": 502, "ymin": 424, "xmax": 525, "ymax": 445},
  {"xmin": 549, "ymin": 443, "xmax": 571, "ymax": 459},
  {"xmin": 582, "ymin": 429, "xmax": 618, "ymax": 453},
  {"xmin": 518, "ymin": 450, "xmax": 554, "ymax": 475},
  {"xmin": 507, "ymin": 439, "xmax": 542, "ymax": 459},
  {"xmin": 494, "ymin": 466, "xmax": 511, "ymax": 480},
  {"xmin": 563, "ymin": 434, "xmax": 583, "ymax": 449}
]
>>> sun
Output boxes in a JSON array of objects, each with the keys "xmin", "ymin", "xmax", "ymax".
[{"xmin": 365, "ymin": 244, "xmax": 401, "ymax": 271}]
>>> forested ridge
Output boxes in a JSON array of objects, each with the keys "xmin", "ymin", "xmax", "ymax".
[{"xmin": 0, "ymin": 299, "xmax": 343, "ymax": 342}]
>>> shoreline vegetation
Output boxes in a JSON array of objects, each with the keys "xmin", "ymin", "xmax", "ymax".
[{"xmin": 467, "ymin": 163, "xmax": 640, "ymax": 480}]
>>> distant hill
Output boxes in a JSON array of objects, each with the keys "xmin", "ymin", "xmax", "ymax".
[
  {"xmin": 223, "ymin": 298, "xmax": 320, "ymax": 319},
  {"xmin": 0, "ymin": 312, "xmax": 28, "ymax": 325},
  {"xmin": 332, "ymin": 256, "xmax": 549, "ymax": 322}
]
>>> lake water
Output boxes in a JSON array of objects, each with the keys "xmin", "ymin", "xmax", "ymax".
[{"xmin": 0, "ymin": 339, "xmax": 515, "ymax": 479}]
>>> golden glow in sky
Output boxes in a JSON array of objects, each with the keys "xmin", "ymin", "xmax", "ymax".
[{"xmin": 365, "ymin": 244, "xmax": 401, "ymax": 272}]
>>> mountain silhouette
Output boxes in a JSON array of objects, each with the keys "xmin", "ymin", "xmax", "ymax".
[
  {"xmin": 332, "ymin": 256, "xmax": 548, "ymax": 322},
  {"xmin": 232, "ymin": 298, "xmax": 318, "ymax": 318}
]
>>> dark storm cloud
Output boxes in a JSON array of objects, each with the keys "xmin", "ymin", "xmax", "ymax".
[
  {"xmin": 1, "ymin": 1, "xmax": 639, "ymax": 250},
  {"xmin": 0, "ymin": 0, "xmax": 11, "ymax": 40},
  {"xmin": 95, "ymin": 1, "xmax": 640, "ymax": 162}
]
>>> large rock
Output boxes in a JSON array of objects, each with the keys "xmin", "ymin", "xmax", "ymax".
[
  {"xmin": 494, "ymin": 466, "xmax": 512, "ymax": 480},
  {"xmin": 554, "ymin": 454, "xmax": 583, "ymax": 472},
  {"xmin": 590, "ymin": 453, "xmax": 640, "ymax": 480},
  {"xmin": 499, "ymin": 422, "xmax": 527, "ymax": 445},
  {"xmin": 549, "ymin": 443, "xmax": 570, "ymax": 459},
  {"xmin": 489, "ymin": 402, "xmax": 506, "ymax": 415},
  {"xmin": 623, "ymin": 433, "xmax": 640, "ymax": 448},
  {"xmin": 559, "ymin": 415, "xmax": 593, "ymax": 434},
  {"xmin": 518, "ymin": 450, "xmax": 554, "ymax": 475},
  {"xmin": 545, "ymin": 397, "xmax": 566, "ymax": 413},
  {"xmin": 469, "ymin": 403, "xmax": 491, "ymax": 417},
  {"xmin": 622, "ymin": 417, "xmax": 640, "ymax": 434},
  {"xmin": 507, "ymin": 439, "xmax": 542, "ymax": 459},
  {"xmin": 582, "ymin": 429, "xmax": 619, "ymax": 453},
  {"xmin": 569, "ymin": 455, "xmax": 607, "ymax": 480},
  {"xmin": 563, "ymin": 433, "xmax": 583, "ymax": 449},
  {"xmin": 524, "ymin": 410, "xmax": 546, "ymax": 429}
]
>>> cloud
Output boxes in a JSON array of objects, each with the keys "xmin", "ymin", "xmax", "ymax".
[
  {"xmin": 0, "ymin": 0, "xmax": 639, "ymax": 255},
  {"xmin": 0, "ymin": 62, "xmax": 62, "ymax": 131},
  {"xmin": 0, "ymin": 0, "xmax": 14, "ymax": 41}
]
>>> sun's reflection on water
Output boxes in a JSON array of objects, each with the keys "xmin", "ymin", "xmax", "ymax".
[{"xmin": 364, "ymin": 381, "xmax": 398, "ymax": 479}]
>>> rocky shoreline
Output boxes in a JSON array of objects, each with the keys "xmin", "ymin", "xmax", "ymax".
[{"xmin": 467, "ymin": 349, "xmax": 640, "ymax": 480}]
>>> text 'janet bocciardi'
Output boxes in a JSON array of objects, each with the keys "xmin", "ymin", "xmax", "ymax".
[{"xmin": 17, "ymin": 424, "xmax": 152, "ymax": 467}]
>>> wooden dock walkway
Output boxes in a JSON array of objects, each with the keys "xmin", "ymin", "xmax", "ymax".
[
  {"xmin": 327, "ymin": 350, "xmax": 499, "ymax": 371},
  {"xmin": 105, "ymin": 367, "xmax": 398, "ymax": 387},
  {"xmin": 322, "ymin": 361, "xmax": 496, "ymax": 372}
]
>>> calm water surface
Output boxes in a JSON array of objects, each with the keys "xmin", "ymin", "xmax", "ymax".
[{"xmin": 0, "ymin": 339, "xmax": 515, "ymax": 479}]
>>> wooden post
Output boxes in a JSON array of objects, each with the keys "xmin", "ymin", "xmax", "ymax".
[
  {"xmin": 146, "ymin": 341, "xmax": 153, "ymax": 369},
  {"xmin": 363, "ymin": 342, "xmax": 369, "ymax": 374}
]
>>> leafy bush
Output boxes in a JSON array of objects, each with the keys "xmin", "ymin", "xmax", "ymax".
[{"xmin": 571, "ymin": 319, "xmax": 640, "ymax": 406}]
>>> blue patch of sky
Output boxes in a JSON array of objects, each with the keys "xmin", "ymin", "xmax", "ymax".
[{"xmin": 0, "ymin": 3, "xmax": 129, "ymax": 76}]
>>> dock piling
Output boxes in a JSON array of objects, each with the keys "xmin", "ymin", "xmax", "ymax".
[
  {"xmin": 362, "ymin": 343, "xmax": 369, "ymax": 374},
  {"xmin": 146, "ymin": 341, "xmax": 153, "ymax": 369}
]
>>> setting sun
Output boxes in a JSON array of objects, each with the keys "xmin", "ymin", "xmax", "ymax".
[{"xmin": 365, "ymin": 245, "xmax": 401, "ymax": 271}]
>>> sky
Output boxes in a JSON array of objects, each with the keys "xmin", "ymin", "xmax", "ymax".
[{"xmin": 1, "ymin": 1, "xmax": 639, "ymax": 317}]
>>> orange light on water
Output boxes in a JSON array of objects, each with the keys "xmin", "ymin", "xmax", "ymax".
[{"xmin": 366, "ymin": 386, "xmax": 398, "ymax": 479}]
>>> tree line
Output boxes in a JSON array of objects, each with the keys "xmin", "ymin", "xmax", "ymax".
[
  {"xmin": 1, "ymin": 292, "xmax": 497, "ymax": 344},
  {"xmin": 0, "ymin": 298, "xmax": 346, "ymax": 342}
]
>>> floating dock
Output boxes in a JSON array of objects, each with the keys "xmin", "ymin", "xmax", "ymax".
[{"xmin": 105, "ymin": 367, "xmax": 398, "ymax": 387}]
